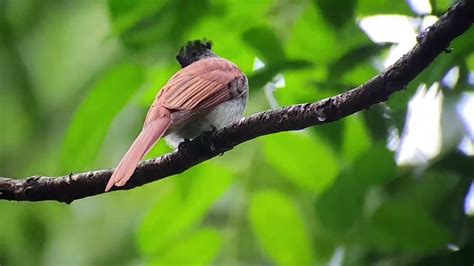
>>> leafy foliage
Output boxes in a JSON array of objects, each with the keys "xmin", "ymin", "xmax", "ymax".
[
  {"xmin": 0, "ymin": 0, "xmax": 473, "ymax": 265},
  {"xmin": 60, "ymin": 64, "xmax": 145, "ymax": 171},
  {"xmin": 249, "ymin": 190, "xmax": 315, "ymax": 266},
  {"xmin": 137, "ymin": 163, "xmax": 234, "ymax": 256},
  {"xmin": 263, "ymin": 132, "xmax": 339, "ymax": 193},
  {"xmin": 148, "ymin": 228, "xmax": 223, "ymax": 266},
  {"xmin": 314, "ymin": 0, "xmax": 356, "ymax": 29}
]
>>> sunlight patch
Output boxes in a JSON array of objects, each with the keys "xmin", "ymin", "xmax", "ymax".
[
  {"xmin": 457, "ymin": 92, "xmax": 474, "ymax": 140},
  {"xmin": 464, "ymin": 182, "xmax": 474, "ymax": 216},
  {"xmin": 407, "ymin": 0, "xmax": 432, "ymax": 15},
  {"xmin": 264, "ymin": 73, "xmax": 286, "ymax": 109},
  {"xmin": 253, "ymin": 57, "xmax": 265, "ymax": 71},
  {"xmin": 396, "ymin": 83, "xmax": 443, "ymax": 165},
  {"xmin": 442, "ymin": 66, "xmax": 460, "ymax": 89},
  {"xmin": 359, "ymin": 14, "xmax": 438, "ymax": 68}
]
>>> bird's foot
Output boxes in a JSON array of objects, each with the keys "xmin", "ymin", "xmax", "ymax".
[
  {"xmin": 178, "ymin": 138, "xmax": 191, "ymax": 152},
  {"xmin": 199, "ymin": 126, "xmax": 217, "ymax": 153}
]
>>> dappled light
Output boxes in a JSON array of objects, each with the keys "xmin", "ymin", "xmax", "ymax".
[{"xmin": 396, "ymin": 83, "xmax": 443, "ymax": 165}]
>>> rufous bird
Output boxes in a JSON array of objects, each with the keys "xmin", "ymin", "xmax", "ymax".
[{"xmin": 105, "ymin": 40, "xmax": 248, "ymax": 191}]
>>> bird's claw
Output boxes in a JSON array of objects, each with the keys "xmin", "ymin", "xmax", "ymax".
[
  {"xmin": 199, "ymin": 126, "xmax": 217, "ymax": 152},
  {"xmin": 178, "ymin": 138, "xmax": 191, "ymax": 151}
]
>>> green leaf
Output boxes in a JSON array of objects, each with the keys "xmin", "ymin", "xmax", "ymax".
[
  {"xmin": 108, "ymin": 0, "xmax": 212, "ymax": 48},
  {"xmin": 248, "ymin": 59, "xmax": 312, "ymax": 91},
  {"xmin": 431, "ymin": 0, "xmax": 454, "ymax": 14},
  {"xmin": 242, "ymin": 25, "xmax": 286, "ymax": 63},
  {"xmin": 369, "ymin": 200, "xmax": 451, "ymax": 251},
  {"xmin": 311, "ymin": 120, "xmax": 345, "ymax": 151},
  {"xmin": 314, "ymin": 0, "xmax": 356, "ymax": 29},
  {"xmin": 362, "ymin": 105, "xmax": 392, "ymax": 141},
  {"xmin": 60, "ymin": 63, "xmax": 144, "ymax": 172},
  {"xmin": 339, "ymin": 62, "xmax": 379, "ymax": 86},
  {"xmin": 352, "ymin": 144, "xmax": 396, "ymax": 186},
  {"xmin": 315, "ymin": 172, "xmax": 367, "ymax": 232},
  {"xmin": 249, "ymin": 190, "xmax": 315, "ymax": 266},
  {"xmin": 140, "ymin": 63, "xmax": 178, "ymax": 105},
  {"xmin": 148, "ymin": 228, "xmax": 223, "ymax": 266},
  {"xmin": 328, "ymin": 43, "xmax": 390, "ymax": 80},
  {"xmin": 282, "ymin": 8, "xmax": 375, "ymax": 105},
  {"xmin": 315, "ymin": 145, "xmax": 395, "ymax": 232},
  {"xmin": 274, "ymin": 68, "xmax": 331, "ymax": 107},
  {"xmin": 185, "ymin": 0, "xmax": 276, "ymax": 73},
  {"xmin": 262, "ymin": 132, "xmax": 339, "ymax": 193},
  {"xmin": 107, "ymin": 0, "xmax": 167, "ymax": 34},
  {"xmin": 395, "ymin": 171, "xmax": 460, "ymax": 213},
  {"xmin": 285, "ymin": 5, "xmax": 339, "ymax": 65},
  {"xmin": 137, "ymin": 163, "xmax": 233, "ymax": 255},
  {"xmin": 357, "ymin": 0, "xmax": 413, "ymax": 15},
  {"xmin": 342, "ymin": 114, "xmax": 372, "ymax": 162},
  {"xmin": 466, "ymin": 52, "xmax": 474, "ymax": 70}
]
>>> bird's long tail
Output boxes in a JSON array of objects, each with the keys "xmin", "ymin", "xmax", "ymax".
[{"xmin": 105, "ymin": 113, "xmax": 171, "ymax": 192}]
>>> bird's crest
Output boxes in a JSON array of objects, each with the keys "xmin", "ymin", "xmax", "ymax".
[{"xmin": 176, "ymin": 39, "xmax": 214, "ymax": 67}]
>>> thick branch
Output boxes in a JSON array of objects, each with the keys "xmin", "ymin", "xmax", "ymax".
[{"xmin": 1, "ymin": 0, "xmax": 473, "ymax": 203}]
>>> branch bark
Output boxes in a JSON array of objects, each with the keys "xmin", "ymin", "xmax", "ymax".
[{"xmin": 1, "ymin": 0, "xmax": 473, "ymax": 203}]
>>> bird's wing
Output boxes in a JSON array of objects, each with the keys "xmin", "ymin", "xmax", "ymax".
[{"xmin": 144, "ymin": 57, "xmax": 243, "ymax": 126}]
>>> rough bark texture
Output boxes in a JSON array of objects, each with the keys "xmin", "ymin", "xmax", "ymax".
[{"xmin": 1, "ymin": 0, "xmax": 473, "ymax": 203}]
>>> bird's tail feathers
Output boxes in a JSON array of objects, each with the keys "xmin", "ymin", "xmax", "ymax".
[{"xmin": 105, "ymin": 115, "xmax": 171, "ymax": 191}]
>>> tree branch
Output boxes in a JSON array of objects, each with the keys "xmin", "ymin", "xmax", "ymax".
[{"xmin": 1, "ymin": 0, "xmax": 473, "ymax": 203}]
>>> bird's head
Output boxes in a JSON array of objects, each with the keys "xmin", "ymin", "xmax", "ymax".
[{"xmin": 176, "ymin": 39, "xmax": 215, "ymax": 68}]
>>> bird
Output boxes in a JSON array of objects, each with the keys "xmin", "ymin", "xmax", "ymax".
[{"xmin": 105, "ymin": 40, "xmax": 248, "ymax": 191}]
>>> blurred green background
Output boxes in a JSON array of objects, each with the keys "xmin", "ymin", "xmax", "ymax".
[{"xmin": 1, "ymin": 0, "xmax": 473, "ymax": 265}]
